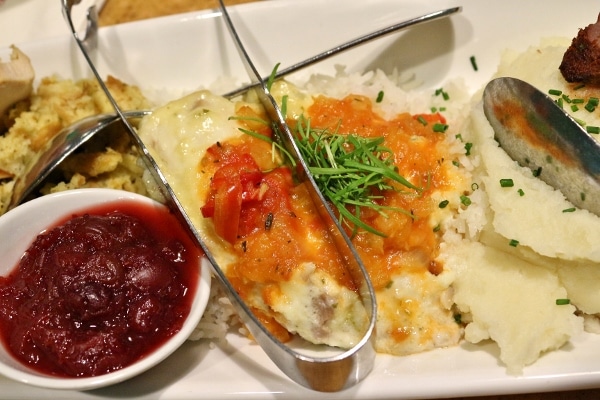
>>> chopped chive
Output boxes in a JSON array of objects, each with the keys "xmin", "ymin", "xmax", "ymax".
[
  {"xmin": 438, "ymin": 200, "xmax": 450, "ymax": 208},
  {"xmin": 376, "ymin": 90, "xmax": 384, "ymax": 103},
  {"xmin": 586, "ymin": 126, "xmax": 600, "ymax": 134},
  {"xmin": 572, "ymin": 98, "xmax": 585, "ymax": 104},
  {"xmin": 452, "ymin": 160, "xmax": 460, "ymax": 167},
  {"xmin": 433, "ymin": 224, "xmax": 441, "ymax": 232},
  {"xmin": 562, "ymin": 207, "xmax": 576, "ymax": 213},
  {"xmin": 548, "ymin": 89, "xmax": 562, "ymax": 96},
  {"xmin": 517, "ymin": 188, "xmax": 525, "ymax": 196},
  {"xmin": 574, "ymin": 83, "xmax": 586, "ymax": 90},
  {"xmin": 555, "ymin": 298, "xmax": 571, "ymax": 305},
  {"xmin": 291, "ymin": 115, "xmax": 420, "ymax": 237},
  {"xmin": 509, "ymin": 239, "xmax": 519, "ymax": 247},
  {"xmin": 417, "ymin": 115, "xmax": 428, "ymax": 126},
  {"xmin": 533, "ymin": 167, "xmax": 542, "ymax": 177},
  {"xmin": 581, "ymin": 192, "xmax": 586, "ymax": 201},
  {"xmin": 556, "ymin": 97, "xmax": 564, "ymax": 108},
  {"xmin": 435, "ymin": 88, "xmax": 450, "ymax": 101},
  {"xmin": 454, "ymin": 313, "xmax": 462, "ymax": 324},
  {"xmin": 430, "ymin": 107, "xmax": 438, "ymax": 113},
  {"xmin": 562, "ymin": 94, "xmax": 572, "ymax": 103},
  {"xmin": 471, "ymin": 182, "xmax": 479, "ymax": 191},
  {"xmin": 585, "ymin": 98, "xmax": 598, "ymax": 112},
  {"xmin": 571, "ymin": 104, "xmax": 580, "ymax": 112},
  {"xmin": 460, "ymin": 195, "xmax": 471, "ymax": 206},
  {"xmin": 499, "ymin": 178, "xmax": 514, "ymax": 187},
  {"xmin": 470, "ymin": 55, "xmax": 478, "ymax": 71},
  {"xmin": 433, "ymin": 123, "xmax": 448, "ymax": 133},
  {"xmin": 439, "ymin": 107, "xmax": 446, "ymax": 112},
  {"xmin": 464, "ymin": 142, "xmax": 473, "ymax": 156}
]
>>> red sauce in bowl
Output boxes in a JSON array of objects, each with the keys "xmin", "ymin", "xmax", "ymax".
[{"xmin": 0, "ymin": 200, "xmax": 201, "ymax": 378}]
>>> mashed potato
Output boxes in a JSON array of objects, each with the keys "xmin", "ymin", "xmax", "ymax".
[{"xmin": 441, "ymin": 38, "xmax": 600, "ymax": 373}]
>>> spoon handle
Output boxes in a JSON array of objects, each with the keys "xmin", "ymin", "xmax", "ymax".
[{"xmin": 222, "ymin": 6, "xmax": 461, "ymax": 99}]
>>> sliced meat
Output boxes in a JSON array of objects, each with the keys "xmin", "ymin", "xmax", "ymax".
[
  {"xmin": 0, "ymin": 46, "xmax": 34, "ymax": 118},
  {"xmin": 560, "ymin": 13, "xmax": 600, "ymax": 85}
]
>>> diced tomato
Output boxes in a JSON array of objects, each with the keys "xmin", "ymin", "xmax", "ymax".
[
  {"xmin": 200, "ymin": 148, "xmax": 294, "ymax": 244},
  {"xmin": 211, "ymin": 174, "xmax": 242, "ymax": 244},
  {"xmin": 237, "ymin": 167, "xmax": 293, "ymax": 237},
  {"xmin": 413, "ymin": 112, "xmax": 447, "ymax": 125}
]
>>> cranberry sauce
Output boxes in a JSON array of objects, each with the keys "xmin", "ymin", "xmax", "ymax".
[{"xmin": 0, "ymin": 200, "xmax": 202, "ymax": 378}]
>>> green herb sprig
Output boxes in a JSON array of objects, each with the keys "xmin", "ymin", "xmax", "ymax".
[
  {"xmin": 293, "ymin": 116, "xmax": 421, "ymax": 236},
  {"xmin": 233, "ymin": 64, "xmax": 422, "ymax": 237},
  {"xmin": 235, "ymin": 114, "xmax": 420, "ymax": 236}
]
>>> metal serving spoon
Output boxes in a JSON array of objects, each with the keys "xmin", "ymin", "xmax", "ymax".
[
  {"xmin": 7, "ymin": 110, "xmax": 150, "ymax": 210},
  {"xmin": 64, "ymin": 0, "xmax": 376, "ymax": 392},
  {"xmin": 483, "ymin": 77, "xmax": 600, "ymax": 215}
]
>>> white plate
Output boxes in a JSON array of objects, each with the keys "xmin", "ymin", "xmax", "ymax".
[{"xmin": 1, "ymin": 0, "xmax": 600, "ymax": 398}]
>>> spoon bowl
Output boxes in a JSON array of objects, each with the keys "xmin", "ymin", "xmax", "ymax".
[
  {"xmin": 483, "ymin": 77, "xmax": 600, "ymax": 216},
  {"xmin": 8, "ymin": 110, "xmax": 151, "ymax": 210}
]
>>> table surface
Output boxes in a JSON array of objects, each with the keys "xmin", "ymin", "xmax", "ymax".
[{"xmin": 98, "ymin": 1, "xmax": 600, "ymax": 399}]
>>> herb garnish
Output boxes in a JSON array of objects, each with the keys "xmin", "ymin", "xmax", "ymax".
[
  {"xmin": 234, "ymin": 65, "xmax": 422, "ymax": 237},
  {"xmin": 469, "ymin": 55, "xmax": 478, "ymax": 71},
  {"xmin": 240, "ymin": 117, "xmax": 421, "ymax": 236},
  {"xmin": 587, "ymin": 126, "xmax": 600, "ymax": 134},
  {"xmin": 499, "ymin": 178, "xmax": 514, "ymax": 187},
  {"xmin": 293, "ymin": 115, "xmax": 421, "ymax": 237}
]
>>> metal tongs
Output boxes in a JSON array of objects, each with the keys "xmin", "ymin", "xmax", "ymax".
[
  {"xmin": 217, "ymin": 0, "xmax": 380, "ymax": 390},
  {"xmin": 61, "ymin": 0, "xmax": 460, "ymax": 391},
  {"xmin": 62, "ymin": 0, "xmax": 374, "ymax": 391}
]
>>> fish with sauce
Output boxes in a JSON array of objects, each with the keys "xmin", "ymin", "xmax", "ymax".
[{"xmin": 138, "ymin": 79, "xmax": 469, "ymax": 354}]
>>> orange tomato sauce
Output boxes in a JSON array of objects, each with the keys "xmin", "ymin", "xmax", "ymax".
[
  {"xmin": 199, "ymin": 95, "xmax": 457, "ymax": 339},
  {"xmin": 306, "ymin": 95, "xmax": 454, "ymax": 289}
]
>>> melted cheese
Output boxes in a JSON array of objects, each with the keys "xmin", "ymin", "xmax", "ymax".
[
  {"xmin": 138, "ymin": 90, "xmax": 369, "ymax": 348},
  {"xmin": 303, "ymin": 93, "xmax": 465, "ymax": 354},
  {"xmin": 139, "ymin": 83, "xmax": 468, "ymax": 355}
]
